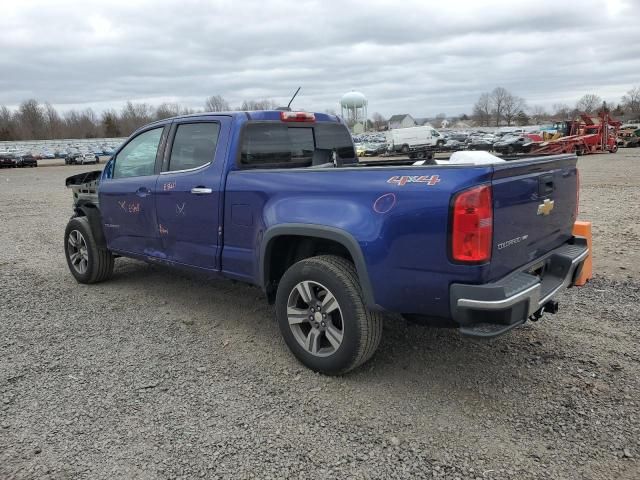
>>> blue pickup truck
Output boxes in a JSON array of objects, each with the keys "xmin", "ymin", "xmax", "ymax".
[{"xmin": 64, "ymin": 110, "xmax": 588, "ymax": 374}]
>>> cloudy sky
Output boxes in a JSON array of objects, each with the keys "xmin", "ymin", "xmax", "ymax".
[{"xmin": 1, "ymin": 0, "xmax": 638, "ymax": 117}]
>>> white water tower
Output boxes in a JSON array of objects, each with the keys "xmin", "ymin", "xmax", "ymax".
[{"xmin": 340, "ymin": 91, "xmax": 368, "ymax": 133}]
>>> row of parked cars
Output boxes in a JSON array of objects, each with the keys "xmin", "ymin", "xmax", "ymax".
[
  {"xmin": 0, "ymin": 153, "xmax": 38, "ymax": 168},
  {"xmin": 352, "ymin": 127, "xmax": 543, "ymax": 157},
  {"xmin": 0, "ymin": 142, "xmax": 120, "ymax": 168}
]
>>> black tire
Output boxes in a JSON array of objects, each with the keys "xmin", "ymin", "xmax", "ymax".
[
  {"xmin": 400, "ymin": 144, "xmax": 410, "ymax": 154},
  {"xmin": 436, "ymin": 140, "xmax": 445, "ymax": 148},
  {"xmin": 609, "ymin": 144, "xmax": 618, "ymax": 153},
  {"xmin": 275, "ymin": 255, "xmax": 383, "ymax": 375},
  {"xmin": 64, "ymin": 216, "xmax": 114, "ymax": 284}
]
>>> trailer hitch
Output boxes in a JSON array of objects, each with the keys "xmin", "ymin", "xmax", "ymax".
[{"xmin": 529, "ymin": 300, "xmax": 559, "ymax": 322}]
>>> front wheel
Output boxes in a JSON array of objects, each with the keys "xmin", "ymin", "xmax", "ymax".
[
  {"xmin": 275, "ymin": 255, "xmax": 383, "ymax": 375},
  {"xmin": 64, "ymin": 217, "xmax": 114, "ymax": 284}
]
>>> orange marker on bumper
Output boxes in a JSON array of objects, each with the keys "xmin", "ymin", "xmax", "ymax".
[{"xmin": 572, "ymin": 221, "xmax": 593, "ymax": 286}]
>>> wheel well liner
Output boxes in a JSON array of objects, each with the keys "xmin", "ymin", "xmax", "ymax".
[
  {"xmin": 74, "ymin": 202, "xmax": 107, "ymax": 248},
  {"xmin": 260, "ymin": 224, "xmax": 378, "ymax": 309}
]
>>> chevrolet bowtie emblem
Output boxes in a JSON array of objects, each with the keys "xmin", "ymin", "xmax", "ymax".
[{"xmin": 537, "ymin": 199, "xmax": 555, "ymax": 216}]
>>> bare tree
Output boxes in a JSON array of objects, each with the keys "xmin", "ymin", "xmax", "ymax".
[
  {"xmin": 575, "ymin": 93, "xmax": 602, "ymax": 114},
  {"xmin": 552, "ymin": 103, "xmax": 571, "ymax": 120},
  {"xmin": 120, "ymin": 101, "xmax": 153, "ymax": 135},
  {"xmin": 155, "ymin": 103, "xmax": 182, "ymax": 120},
  {"xmin": 503, "ymin": 95, "xmax": 526, "ymax": 126},
  {"xmin": 44, "ymin": 102, "xmax": 63, "ymax": 139},
  {"xmin": 529, "ymin": 105, "xmax": 547, "ymax": 123},
  {"xmin": 0, "ymin": 105, "xmax": 17, "ymax": 140},
  {"xmin": 204, "ymin": 95, "xmax": 230, "ymax": 112},
  {"xmin": 490, "ymin": 87, "xmax": 510, "ymax": 126},
  {"xmin": 16, "ymin": 99, "xmax": 46, "ymax": 140},
  {"xmin": 621, "ymin": 86, "xmax": 640, "ymax": 117},
  {"xmin": 101, "ymin": 109, "xmax": 121, "ymax": 138},
  {"xmin": 240, "ymin": 99, "xmax": 277, "ymax": 111},
  {"xmin": 371, "ymin": 112, "xmax": 386, "ymax": 131},
  {"xmin": 472, "ymin": 92, "xmax": 491, "ymax": 127}
]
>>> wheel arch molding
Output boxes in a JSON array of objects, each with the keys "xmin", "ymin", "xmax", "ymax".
[
  {"xmin": 259, "ymin": 224, "xmax": 379, "ymax": 309},
  {"xmin": 74, "ymin": 202, "xmax": 107, "ymax": 249}
]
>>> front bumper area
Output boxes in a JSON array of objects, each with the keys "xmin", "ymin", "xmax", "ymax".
[{"xmin": 450, "ymin": 237, "xmax": 589, "ymax": 337}]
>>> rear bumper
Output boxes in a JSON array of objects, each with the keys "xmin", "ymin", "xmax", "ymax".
[{"xmin": 450, "ymin": 237, "xmax": 589, "ymax": 337}]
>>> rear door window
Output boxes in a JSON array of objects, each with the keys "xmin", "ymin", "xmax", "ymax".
[{"xmin": 168, "ymin": 122, "xmax": 220, "ymax": 172}]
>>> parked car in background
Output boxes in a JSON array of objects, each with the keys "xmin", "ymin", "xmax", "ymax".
[
  {"xmin": 441, "ymin": 139, "xmax": 465, "ymax": 152},
  {"xmin": 467, "ymin": 136, "xmax": 494, "ymax": 151},
  {"xmin": 493, "ymin": 135, "xmax": 536, "ymax": 155},
  {"xmin": 16, "ymin": 155, "xmax": 38, "ymax": 167},
  {"xmin": 65, "ymin": 149, "xmax": 82, "ymax": 164},
  {"xmin": 0, "ymin": 155, "xmax": 17, "ymax": 168},
  {"xmin": 79, "ymin": 152, "xmax": 99, "ymax": 165}
]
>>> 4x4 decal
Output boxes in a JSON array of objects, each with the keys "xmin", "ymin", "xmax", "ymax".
[{"xmin": 387, "ymin": 175, "xmax": 440, "ymax": 186}]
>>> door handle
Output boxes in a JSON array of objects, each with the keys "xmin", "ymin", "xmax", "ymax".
[
  {"xmin": 136, "ymin": 187, "xmax": 152, "ymax": 197},
  {"xmin": 191, "ymin": 187, "xmax": 213, "ymax": 195}
]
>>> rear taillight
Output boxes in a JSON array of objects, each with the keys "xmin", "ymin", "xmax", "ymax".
[
  {"xmin": 280, "ymin": 111, "xmax": 315, "ymax": 122},
  {"xmin": 451, "ymin": 185, "xmax": 493, "ymax": 263}
]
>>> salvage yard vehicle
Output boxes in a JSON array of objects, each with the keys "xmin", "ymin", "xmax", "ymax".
[
  {"xmin": 530, "ymin": 112, "xmax": 620, "ymax": 156},
  {"xmin": 617, "ymin": 126, "xmax": 640, "ymax": 148},
  {"xmin": 64, "ymin": 110, "xmax": 588, "ymax": 375},
  {"xmin": 0, "ymin": 155, "xmax": 17, "ymax": 168},
  {"xmin": 386, "ymin": 125, "xmax": 445, "ymax": 153},
  {"xmin": 493, "ymin": 135, "xmax": 535, "ymax": 155},
  {"xmin": 16, "ymin": 155, "xmax": 38, "ymax": 167}
]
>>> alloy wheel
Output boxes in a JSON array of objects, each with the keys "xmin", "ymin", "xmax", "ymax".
[
  {"xmin": 67, "ymin": 230, "xmax": 89, "ymax": 274},
  {"xmin": 287, "ymin": 280, "xmax": 344, "ymax": 357}
]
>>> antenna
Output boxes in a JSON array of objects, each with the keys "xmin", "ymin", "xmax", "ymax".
[
  {"xmin": 286, "ymin": 87, "xmax": 301, "ymax": 110},
  {"xmin": 275, "ymin": 87, "xmax": 302, "ymax": 111}
]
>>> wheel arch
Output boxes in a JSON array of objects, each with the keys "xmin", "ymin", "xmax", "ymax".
[
  {"xmin": 260, "ymin": 224, "xmax": 378, "ymax": 309},
  {"xmin": 73, "ymin": 201, "xmax": 107, "ymax": 248}
]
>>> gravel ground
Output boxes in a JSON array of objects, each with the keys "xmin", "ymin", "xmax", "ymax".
[{"xmin": 1, "ymin": 151, "xmax": 639, "ymax": 479}]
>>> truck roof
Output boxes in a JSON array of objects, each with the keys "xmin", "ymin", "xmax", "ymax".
[{"xmin": 132, "ymin": 110, "xmax": 343, "ymax": 136}]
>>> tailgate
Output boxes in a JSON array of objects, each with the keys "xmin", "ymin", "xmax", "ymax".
[{"xmin": 489, "ymin": 155, "xmax": 578, "ymax": 280}]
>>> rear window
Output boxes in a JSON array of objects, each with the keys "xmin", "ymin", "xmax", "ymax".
[{"xmin": 240, "ymin": 122, "xmax": 355, "ymax": 168}]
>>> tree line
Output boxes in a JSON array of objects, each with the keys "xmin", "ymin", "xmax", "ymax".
[
  {"xmin": 472, "ymin": 86, "xmax": 640, "ymax": 127},
  {"xmin": 2, "ymin": 86, "xmax": 639, "ymax": 141},
  {"xmin": 0, "ymin": 95, "xmax": 277, "ymax": 141}
]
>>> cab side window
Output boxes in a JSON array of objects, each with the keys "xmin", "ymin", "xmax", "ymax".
[
  {"xmin": 113, "ymin": 127, "xmax": 163, "ymax": 178},
  {"xmin": 168, "ymin": 123, "xmax": 220, "ymax": 172}
]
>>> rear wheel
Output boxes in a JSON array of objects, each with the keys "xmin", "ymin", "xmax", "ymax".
[
  {"xmin": 64, "ymin": 217, "xmax": 114, "ymax": 284},
  {"xmin": 400, "ymin": 144, "xmax": 409, "ymax": 154},
  {"xmin": 275, "ymin": 255, "xmax": 383, "ymax": 375}
]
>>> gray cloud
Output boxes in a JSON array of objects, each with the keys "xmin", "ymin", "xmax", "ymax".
[{"xmin": 0, "ymin": 0, "xmax": 638, "ymax": 117}]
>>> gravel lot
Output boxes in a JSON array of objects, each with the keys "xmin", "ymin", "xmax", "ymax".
[{"xmin": 1, "ymin": 151, "xmax": 638, "ymax": 479}]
